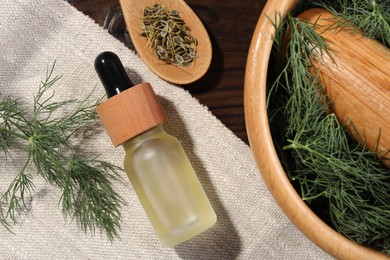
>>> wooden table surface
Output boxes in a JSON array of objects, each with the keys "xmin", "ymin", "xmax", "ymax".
[{"xmin": 69, "ymin": 0, "xmax": 267, "ymax": 144}]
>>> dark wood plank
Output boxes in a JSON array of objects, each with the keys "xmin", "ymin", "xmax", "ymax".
[{"xmin": 68, "ymin": 0, "xmax": 267, "ymax": 144}]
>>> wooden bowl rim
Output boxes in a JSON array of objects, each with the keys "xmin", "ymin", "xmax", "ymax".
[{"xmin": 243, "ymin": 0, "xmax": 387, "ymax": 258}]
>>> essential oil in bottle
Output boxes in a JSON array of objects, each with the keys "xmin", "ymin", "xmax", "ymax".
[{"xmin": 94, "ymin": 52, "xmax": 216, "ymax": 247}]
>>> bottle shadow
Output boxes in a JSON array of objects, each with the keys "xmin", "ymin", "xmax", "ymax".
[{"xmin": 158, "ymin": 96, "xmax": 242, "ymax": 259}]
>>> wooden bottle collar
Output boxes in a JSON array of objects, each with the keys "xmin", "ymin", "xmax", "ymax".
[{"xmin": 96, "ymin": 82, "xmax": 167, "ymax": 147}]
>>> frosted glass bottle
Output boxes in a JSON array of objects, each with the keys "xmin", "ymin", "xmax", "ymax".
[
  {"xmin": 95, "ymin": 51, "xmax": 216, "ymax": 247},
  {"xmin": 123, "ymin": 125, "xmax": 216, "ymax": 246}
]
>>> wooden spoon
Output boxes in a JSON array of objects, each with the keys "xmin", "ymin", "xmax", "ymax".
[{"xmin": 119, "ymin": 0, "xmax": 212, "ymax": 85}]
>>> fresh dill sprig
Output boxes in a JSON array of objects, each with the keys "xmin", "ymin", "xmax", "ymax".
[
  {"xmin": 312, "ymin": 0, "xmax": 390, "ymax": 46},
  {"xmin": 0, "ymin": 64, "xmax": 125, "ymax": 240},
  {"xmin": 268, "ymin": 14, "xmax": 390, "ymax": 253}
]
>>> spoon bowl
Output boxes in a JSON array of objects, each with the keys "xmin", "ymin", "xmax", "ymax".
[{"xmin": 119, "ymin": 0, "xmax": 212, "ymax": 85}]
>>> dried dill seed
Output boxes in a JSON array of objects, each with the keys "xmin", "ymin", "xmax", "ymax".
[{"xmin": 140, "ymin": 3, "xmax": 198, "ymax": 67}]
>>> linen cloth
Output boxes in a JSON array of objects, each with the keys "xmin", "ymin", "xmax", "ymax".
[{"xmin": 0, "ymin": 0, "xmax": 331, "ymax": 259}]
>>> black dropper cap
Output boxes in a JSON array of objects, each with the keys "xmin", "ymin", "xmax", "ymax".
[{"xmin": 94, "ymin": 51, "xmax": 134, "ymax": 98}]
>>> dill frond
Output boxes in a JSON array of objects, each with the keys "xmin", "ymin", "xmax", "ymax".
[
  {"xmin": 312, "ymin": 0, "xmax": 390, "ymax": 46},
  {"xmin": 269, "ymin": 13, "xmax": 390, "ymax": 253},
  {"xmin": 0, "ymin": 64, "xmax": 124, "ymax": 240}
]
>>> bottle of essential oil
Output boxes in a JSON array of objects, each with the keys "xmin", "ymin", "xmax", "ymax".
[{"xmin": 94, "ymin": 52, "xmax": 216, "ymax": 247}]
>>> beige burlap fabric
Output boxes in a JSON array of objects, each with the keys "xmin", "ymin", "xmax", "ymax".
[{"xmin": 0, "ymin": 1, "xmax": 331, "ymax": 259}]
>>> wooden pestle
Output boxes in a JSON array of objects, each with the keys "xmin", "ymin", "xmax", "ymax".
[{"xmin": 299, "ymin": 8, "xmax": 390, "ymax": 168}]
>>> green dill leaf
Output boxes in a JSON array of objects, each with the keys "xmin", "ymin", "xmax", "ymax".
[
  {"xmin": 268, "ymin": 11, "xmax": 390, "ymax": 253},
  {"xmin": 64, "ymin": 158, "xmax": 124, "ymax": 241},
  {"xmin": 312, "ymin": 0, "xmax": 390, "ymax": 47},
  {"xmin": 0, "ymin": 63, "xmax": 125, "ymax": 240}
]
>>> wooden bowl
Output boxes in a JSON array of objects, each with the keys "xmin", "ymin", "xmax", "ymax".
[{"xmin": 244, "ymin": 0, "xmax": 388, "ymax": 259}]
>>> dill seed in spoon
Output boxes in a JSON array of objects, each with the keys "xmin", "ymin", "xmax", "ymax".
[{"xmin": 140, "ymin": 3, "xmax": 198, "ymax": 67}]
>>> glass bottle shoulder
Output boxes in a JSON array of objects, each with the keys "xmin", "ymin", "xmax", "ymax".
[{"xmin": 123, "ymin": 125, "xmax": 181, "ymax": 163}]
